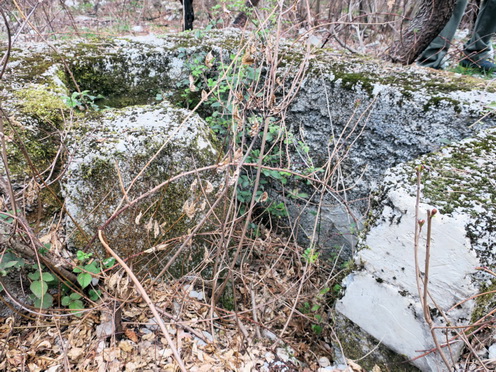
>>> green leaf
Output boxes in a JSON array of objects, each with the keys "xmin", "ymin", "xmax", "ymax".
[
  {"xmin": 33, "ymin": 293, "xmax": 53, "ymax": 309},
  {"xmin": 0, "ymin": 252, "xmax": 24, "ymax": 269},
  {"xmin": 84, "ymin": 262, "xmax": 101, "ymax": 274},
  {"xmin": 89, "ymin": 289, "xmax": 102, "ymax": 301},
  {"xmin": 77, "ymin": 251, "xmax": 92, "ymax": 261},
  {"xmin": 0, "ymin": 213, "xmax": 14, "ymax": 224},
  {"xmin": 311, "ymin": 304, "xmax": 321, "ymax": 312},
  {"xmin": 311, "ymin": 324, "xmax": 323, "ymax": 335},
  {"xmin": 70, "ymin": 293, "xmax": 82, "ymax": 300},
  {"xmin": 61, "ymin": 296, "xmax": 71, "ymax": 306},
  {"xmin": 0, "ymin": 260, "xmax": 18, "ymax": 270},
  {"xmin": 103, "ymin": 258, "xmax": 116, "ymax": 268},
  {"xmin": 41, "ymin": 272, "xmax": 55, "ymax": 282},
  {"xmin": 319, "ymin": 287, "xmax": 330, "ymax": 295},
  {"xmin": 77, "ymin": 273, "xmax": 92, "ymax": 289},
  {"xmin": 30, "ymin": 280, "xmax": 48, "ymax": 298},
  {"xmin": 28, "ymin": 271, "xmax": 41, "ymax": 280},
  {"xmin": 69, "ymin": 300, "xmax": 85, "ymax": 317}
]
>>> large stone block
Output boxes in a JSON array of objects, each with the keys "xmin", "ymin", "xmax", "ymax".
[
  {"xmin": 62, "ymin": 102, "xmax": 225, "ymax": 275},
  {"xmin": 336, "ymin": 128, "xmax": 496, "ymax": 370}
]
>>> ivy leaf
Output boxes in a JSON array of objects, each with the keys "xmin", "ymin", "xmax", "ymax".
[
  {"xmin": 30, "ymin": 280, "xmax": 48, "ymax": 298},
  {"xmin": 41, "ymin": 272, "xmax": 55, "ymax": 282},
  {"xmin": 77, "ymin": 273, "xmax": 92, "ymax": 289},
  {"xmin": 33, "ymin": 293, "xmax": 53, "ymax": 309},
  {"xmin": 28, "ymin": 271, "xmax": 41, "ymax": 280},
  {"xmin": 84, "ymin": 262, "xmax": 101, "ymax": 274}
]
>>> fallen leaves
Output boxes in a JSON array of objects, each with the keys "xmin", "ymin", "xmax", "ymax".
[{"xmin": 0, "ymin": 228, "xmax": 358, "ymax": 372}]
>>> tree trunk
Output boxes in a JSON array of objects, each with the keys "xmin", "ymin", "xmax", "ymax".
[
  {"xmin": 461, "ymin": 0, "xmax": 481, "ymax": 30},
  {"xmin": 388, "ymin": 0, "xmax": 456, "ymax": 65},
  {"xmin": 233, "ymin": 0, "xmax": 261, "ymax": 27},
  {"xmin": 180, "ymin": 0, "xmax": 194, "ymax": 31}
]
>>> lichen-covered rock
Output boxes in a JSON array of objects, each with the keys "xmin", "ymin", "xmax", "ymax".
[
  {"xmin": 2, "ymin": 30, "xmax": 495, "ymax": 264},
  {"xmin": 62, "ymin": 101, "xmax": 224, "ymax": 275},
  {"xmin": 284, "ymin": 57, "xmax": 496, "ymax": 258},
  {"xmin": 335, "ymin": 127, "xmax": 496, "ymax": 371}
]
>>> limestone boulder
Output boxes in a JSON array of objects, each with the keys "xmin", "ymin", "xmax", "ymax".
[
  {"xmin": 283, "ymin": 56, "xmax": 496, "ymax": 258},
  {"xmin": 336, "ymin": 127, "xmax": 496, "ymax": 371},
  {"xmin": 2, "ymin": 30, "xmax": 496, "ymax": 266},
  {"xmin": 62, "ymin": 101, "xmax": 225, "ymax": 275}
]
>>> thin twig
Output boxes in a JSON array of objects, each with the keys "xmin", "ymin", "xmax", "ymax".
[{"xmin": 98, "ymin": 230, "xmax": 187, "ymax": 372}]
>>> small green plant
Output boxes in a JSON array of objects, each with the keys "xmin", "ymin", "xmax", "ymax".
[
  {"xmin": 448, "ymin": 64, "xmax": 495, "ymax": 79},
  {"xmin": 288, "ymin": 188, "xmax": 309, "ymax": 200},
  {"xmin": 62, "ymin": 90, "xmax": 105, "ymax": 111},
  {"xmin": 265, "ymin": 201, "xmax": 288, "ymax": 217},
  {"xmin": 0, "ymin": 210, "xmax": 18, "ymax": 224},
  {"xmin": 38, "ymin": 243, "xmax": 51, "ymax": 256},
  {"xmin": 0, "ymin": 251, "xmax": 59, "ymax": 309},
  {"xmin": 302, "ymin": 247, "xmax": 319, "ymax": 264},
  {"xmin": 0, "ymin": 251, "xmax": 25, "ymax": 291},
  {"xmin": 73, "ymin": 251, "xmax": 115, "ymax": 291},
  {"xmin": 60, "ymin": 252, "xmax": 115, "ymax": 316},
  {"xmin": 61, "ymin": 292, "xmax": 84, "ymax": 315},
  {"xmin": 178, "ymin": 45, "xmax": 311, "ymax": 223},
  {"xmin": 1, "ymin": 246, "xmax": 114, "ymax": 314},
  {"xmin": 28, "ymin": 265, "xmax": 57, "ymax": 309},
  {"xmin": 299, "ymin": 287, "xmax": 329, "ymax": 335}
]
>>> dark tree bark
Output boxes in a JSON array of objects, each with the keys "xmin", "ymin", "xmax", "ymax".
[
  {"xmin": 233, "ymin": 0, "xmax": 261, "ymax": 27},
  {"xmin": 180, "ymin": 0, "xmax": 194, "ymax": 31},
  {"xmin": 388, "ymin": 0, "xmax": 456, "ymax": 65},
  {"xmin": 461, "ymin": 0, "xmax": 481, "ymax": 30}
]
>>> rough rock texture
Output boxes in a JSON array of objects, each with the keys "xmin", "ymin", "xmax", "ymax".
[
  {"xmin": 336, "ymin": 127, "xmax": 496, "ymax": 371},
  {"xmin": 1, "ymin": 29, "xmax": 495, "ymax": 264},
  {"xmin": 63, "ymin": 102, "xmax": 225, "ymax": 275},
  {"xmin": 283, "ymin": 58, "xmax": 496, "ymax": 258}
]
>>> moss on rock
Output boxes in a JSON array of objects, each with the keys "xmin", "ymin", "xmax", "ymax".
[{"xmin": 63, "ymin": 102, "xmax": 225, "ymax": 276}]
